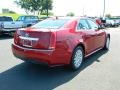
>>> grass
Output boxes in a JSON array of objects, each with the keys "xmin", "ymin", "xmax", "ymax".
[{"xmin": 0, "ymin": 13, "xmax": 24, "ymax": 20}]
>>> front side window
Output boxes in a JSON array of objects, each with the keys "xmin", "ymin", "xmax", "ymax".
[
  {"xmin": 25, "ymin": 16, "xmax": 39, "ymax": 21},
  {"xmin": 77, "ymin": 19, "xmax": 89, "ymax": 30},
  {"xmin": 87, "ymin": 19, "xmax": 98, "ymax": 29},
  {"xmin": 17, "ymin": 16, "xmax": 25, "ymax": 21},
  {"xmin": 31, "ymin": 19, "xmax": 69, "ymax": 29}
]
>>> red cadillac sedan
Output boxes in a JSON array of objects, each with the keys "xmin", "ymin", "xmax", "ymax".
[{"xmin": 12, "ymin": 17, "xmax": 110, "ymax": 70}]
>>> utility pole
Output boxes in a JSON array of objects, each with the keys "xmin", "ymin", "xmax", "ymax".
[
  {"xmin": 103, "ymin": 0, "xmax": 106, "ymax": 17},
  {"xmin": 83, "ymin": 8, "xmax": 85, "ymax": 16}
]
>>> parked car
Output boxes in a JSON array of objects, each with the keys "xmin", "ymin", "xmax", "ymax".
[
  {"xmin": 106, "ymin": 18, "xmax": 119, "ymax": 27},
  {"xmin": 12, "ymin": 17, "xmax": 110, "ymax": 70},
  {"xmin": 0, "ymin": 16, "xmax": 23, "ymax": 36},
  {"xmin": 17, "ymin": 15, "xmax": 40, "ymax": 27}
]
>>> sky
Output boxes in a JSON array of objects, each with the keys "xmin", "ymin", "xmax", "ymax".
[{"xmin": 0, "ymin": 0, "xmax": 120, "ymax": 16}]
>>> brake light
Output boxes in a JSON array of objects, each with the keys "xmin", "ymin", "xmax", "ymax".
[{"xmin": 49, "ymin": 32, "xmax": 56, "ymax": 50}]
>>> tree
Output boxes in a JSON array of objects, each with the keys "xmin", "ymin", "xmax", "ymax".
[
  {"xmin": 14, "ymin": 0, "xmax": 53, "ymax": 16},
  {"xmin": 66, "ymin": 12, "xmax": 75, "ymax": 17},
  {"xmin": 41, "ymin": 0, "xmax": 53, "ymax": 16},
  {"xmin": 106, "ymin": 14, "xmax": 112, "ymax": 18},
  {"xmin": 41, "ymin": 11, "xmax": 54, "ymax": 16},
  {"xmin": 9, "ymin": 10, "xmax": 16, "ymax": 14}
]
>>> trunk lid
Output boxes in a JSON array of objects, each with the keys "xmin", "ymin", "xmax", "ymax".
[{"xmin": 15, "ymin": 28, "xmax": 56, "ymax": 50}]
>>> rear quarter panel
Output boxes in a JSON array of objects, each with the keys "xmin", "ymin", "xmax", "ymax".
[{"xmin": 55, "ymin": 28, "xmax": 86, "ymax": 64}]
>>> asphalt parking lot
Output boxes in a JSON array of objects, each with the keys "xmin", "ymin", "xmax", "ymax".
[{"xmin": 0, "ymin": 28, "xmax": 120, "ymax": 90}]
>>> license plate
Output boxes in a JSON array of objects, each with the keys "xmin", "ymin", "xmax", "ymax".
[{"xmin": 22, "ymin": 39, "xmax": 32, "ymax": 47}]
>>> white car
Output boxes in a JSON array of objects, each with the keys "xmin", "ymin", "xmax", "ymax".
[
  {"xmin": 106, "ymin": 19, "xmax": 119, "ymax": 27},
  {"xmin": 0, "ymin": 16, "xmax": 23, "ymax": 36},
  {"xmin": 106, "ymin": 19, "xmax": 115, "ymax": 26}
]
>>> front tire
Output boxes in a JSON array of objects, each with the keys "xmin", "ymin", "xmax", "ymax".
[
  {"xmin": 103, "ymin": 37, "xmax": 110, "ymax": 50},
  {"xmin": 70, "ymin": 46, "xmax": 84, "ymax": 70}
]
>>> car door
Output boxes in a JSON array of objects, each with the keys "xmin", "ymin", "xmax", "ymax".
[
  {"xmin": 76, "ymin": 19, "xmax": 97, "ymax": 55},
  {"xmin": 87, "ymin": 19, "xmax": 106, "ymax": 50}
]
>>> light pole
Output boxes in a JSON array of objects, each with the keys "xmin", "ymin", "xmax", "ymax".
[{"xmin": 46, "ymin": 0, "xmax": 48, "ymax": 17}]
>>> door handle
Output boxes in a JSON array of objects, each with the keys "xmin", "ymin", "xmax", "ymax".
[
  {"xmin": 91, "ymin": 34, "xmax": 96, "ymax": 36},
  {"xmin": 86, "ymin": 34, "xmax": 95, "ymax": 38}
]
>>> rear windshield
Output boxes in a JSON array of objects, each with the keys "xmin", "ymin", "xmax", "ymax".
[
  {"xmin": 32, "ymin": 19, "xmax": 69, "ymax": 29},
  {"xmin": 0, "ymin": 17, "xmax": 13, "ymax": 21}
]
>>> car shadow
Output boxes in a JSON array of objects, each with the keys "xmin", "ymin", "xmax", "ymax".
[
  {"xmin": 0, "ymin": 50, "xmax": 108, "ymax": 90},
  {"xmin": 0, "ymin": 34, "xmax": 13, "ymax": 40}
]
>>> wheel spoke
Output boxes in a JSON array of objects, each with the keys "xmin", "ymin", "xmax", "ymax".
[{"xmin": 74, "ymin": 49, "xmax": 83, "ymax": 68}]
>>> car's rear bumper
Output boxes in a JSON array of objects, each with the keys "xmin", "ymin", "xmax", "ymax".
[
  {"xmin": 1, "ymin": 28, "xmax": 17, "ymax": 31},
  {"xmin": 0, "ymin": 29, "xmax": 16, "ymax": 33},
  {"xmin": 12, "ymin": 44, "xmax": 57, "ymax": 66}
]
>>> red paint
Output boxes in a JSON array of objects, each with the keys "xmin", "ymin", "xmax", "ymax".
[{"xmin": 12, "ymin": 17, "xmax": 108, "ymax": 66}]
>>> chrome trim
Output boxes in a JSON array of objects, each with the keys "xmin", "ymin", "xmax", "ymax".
[
  {"xmin": 85, "ymin": 48, "xmax": 102, "ymax": 57},
  {"xmin": 23, "ymin": 44, "xmax": 33, "ymax": 48},
  {"xmin": 19, "ymin": 36, "xmax": 39, "ymax": 41},
  {"xmin": 13, "ymin": 44, "xmax": 54, "ymax": 52}
]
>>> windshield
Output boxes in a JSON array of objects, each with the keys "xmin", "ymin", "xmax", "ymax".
[{"xmin": 31, "ymin": 19, "xmax": 69, "ymax": 29}]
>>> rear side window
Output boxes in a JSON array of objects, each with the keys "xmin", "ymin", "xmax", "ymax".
[
  {"xmin": 0, "ymin": 17, "xmax": 13, "ymax": 21},
  {"xmin": 32, "ymin": 19, "xmax": 69, "ymax": 29},
  {"xmin": 77, "ymin": 19, "xmax": 89, "ymax": 30},
  {"xmin": 31, "ymin": 16, "xmax": 39, "ymax": 20},
  {"xmin": 25, "ymin": 16, "xmax": 32, "ymax": 20}
]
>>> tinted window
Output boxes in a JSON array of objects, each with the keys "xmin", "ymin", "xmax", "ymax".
[
  {"xmin": 77, "ymin": 19, "xmax": 89, "ymax": 30},
  {"xmin": 26, "ymin": 16, "xmax": 33, "ymax": 20},
  {"xmin": 17, "ymin": 16, "xmax": 25, "ymax": 21},
  {"xmin": 87, "ymin": 19, "xmax": 98, "ymax": 29},
  {"xmin": 0, "ymin": 17, "xmax": 13, "ymax": 21},
  {"xmin": 25, "ymin": 16, "xmax": 38, "ymax": 21},
  {"xmin": 32, "ymin": 19, "xmax": 69, "ymax": 29},
  {"xmin": 31, "ymin": 16, "xmax": 39, "ymax": 20}
]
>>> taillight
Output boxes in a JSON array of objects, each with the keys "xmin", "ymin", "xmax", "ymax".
[
  {"xmin": 14, "ymin": 30, "xmax": 20, "ymax": 44},
  {"xmin": 49, "ymin": 32, "xmax": 56, "ymax": 50}
]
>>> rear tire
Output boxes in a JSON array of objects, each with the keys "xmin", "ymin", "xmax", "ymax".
[{"xmin": 70, "ymin": 46, "xmax": 84, "ymax": 70}]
